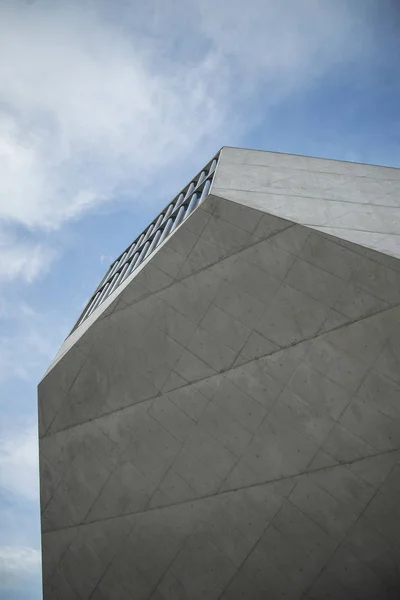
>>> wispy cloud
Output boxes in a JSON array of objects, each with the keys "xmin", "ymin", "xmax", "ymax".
[
  {"xmin": 196, "ymin": 0, "xmax": 372, "ymax": 78},
  {"xmin": 0, "ymin": 422, "xmax": 39, "ymax": 502},
  {"xmin": 0, "ymin": 304, "xmax": 61, "ymax": 382},
  {"xmin": 0, "ymin": 1, "xmax": 226, "ymax": 232},
  {"xmin": 0, "ymin": 228, "xmax": 56, "ymax": 283},
  {"xmin": 0, "ymin": 0, "xmax": 376, "ymax": 281},
  {"xmin": 0, "ymin": 419, "xmax": 41, "ymax": 592},
  {"xmin": 0, "ymin": 546, "xmax": 41, "ymax": 589}
]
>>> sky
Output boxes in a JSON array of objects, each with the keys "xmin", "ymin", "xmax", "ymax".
[{"xmin": 0, "ymin": 0, "xmax": 399, "ymax": 597}]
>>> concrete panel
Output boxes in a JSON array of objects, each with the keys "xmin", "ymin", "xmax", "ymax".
[
  {"xmin": 41, "ymin": 457, "xmax": 400, "ymax": 599},
  {"xmin": 213, "ymin": 147, "xmax": 400, "ymax": 259},
  {"xmin": 38, "ymin": 345, "xmax": 87, "ymax": 437},
  {"xmin": 40, "ymin": 169, "xmax": 400, "ymax": 598}
]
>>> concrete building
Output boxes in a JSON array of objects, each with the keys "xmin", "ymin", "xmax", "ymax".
[{"xmin": 39, "ymin": 147, "xmax": 400, "ymax": 599}]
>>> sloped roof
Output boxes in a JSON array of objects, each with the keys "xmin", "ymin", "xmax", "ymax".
[
  {"xmin": 212, "ymin": 147, "xmax": 400, "ymax": 260},
  {"xmin": 43, "ymin": 147, "xmax": 400, "ymax": 376}
]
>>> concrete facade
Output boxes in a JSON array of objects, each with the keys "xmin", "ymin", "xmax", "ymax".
[
  {"xmin": 213, "ymin": 147, "xmax": 400, "ymax": 259},
  {"xmin": 39, "ymin": 149, "xmax": 400, "ymax": 599}
]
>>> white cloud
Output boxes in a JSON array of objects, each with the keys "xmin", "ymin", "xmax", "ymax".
[
  {"xmin": 0, "ymin": 422, "xmax": 39, "ymax": 502},
  {"xmin": 0, "ymin": 423, "xmax": 40, "ymax": 590},
  {"xmin": 0, "ymin": 294, "xmax": 63, "ymax": 388},
  {"xmin": 0, "ymin": 545, "xmax": 41, "ymax": 589},
  {"xmin": 0, "ymin": 227, "xmax": 56, "ymax": 282},
  {"xmin": 0, "ymin": 1, "xmax": 226, "ymax": 233},
  {"xmin": 0, "ymin": 315, "xmax": 60, "ymax": 383},
  {"xmin": 196, "ymin": 0, "xmax": 370, "ymax": 77},
  {"xmin": 0, "ymin": 330, "xmax": 47, "ymax": 382},
  {"xmin": 0, "ymin": 0, "xmax": 375, "ymax": 253}
]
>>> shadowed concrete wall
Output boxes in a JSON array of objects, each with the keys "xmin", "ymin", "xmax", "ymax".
[{"xmin": 39, "ymin": 169, "xmax": 400, "ymax": 598}]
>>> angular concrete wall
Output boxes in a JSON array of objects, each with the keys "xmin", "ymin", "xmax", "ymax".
[
  {"xmin": 39, "ymin": 190, "xmax": 400, "ymax": 598},
  {"xmin": 213, "ymin": 147, "xmax": 400, "ymax": 259}
]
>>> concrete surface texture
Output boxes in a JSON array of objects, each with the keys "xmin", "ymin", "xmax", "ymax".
[
  {"xmin": 213, "ymin": 147, "xmax": 400, "ymax": 259},
  {"xmin": 39, "ymin": 152, "xmax": 400, "ymax": 599}
]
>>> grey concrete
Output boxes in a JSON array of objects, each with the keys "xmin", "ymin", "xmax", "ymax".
[
  {"xmin": 39, "ymin": 150, "xmax": 400, "ymax": 599},
  {"xmin": 212, "ymin": 147, "xmax": 400, "ymax": 259}
]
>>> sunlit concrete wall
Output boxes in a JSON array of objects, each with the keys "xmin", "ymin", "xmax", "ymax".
[
  {"xmin": 213, "ymin": 147, "xmax": 400, "ymax": 259},
  {"xmin": 39, "ymin": 158, "xmax": 400, "ymax": 599}
]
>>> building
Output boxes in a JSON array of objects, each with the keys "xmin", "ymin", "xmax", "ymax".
[{"xmin": 39, "ymin": 147, "xmax": 400, "ymax": 599}]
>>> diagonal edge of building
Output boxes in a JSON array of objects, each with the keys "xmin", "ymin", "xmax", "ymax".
[
  {"xmin": 43, "ymin": 147, "xmax": 400, "ymax": 377},
  {"xmin": 38, "ymin": 148, "xmax": 400, "ymax": 600}
]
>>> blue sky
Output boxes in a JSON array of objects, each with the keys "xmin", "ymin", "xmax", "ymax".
[{"xmin": 0, "ymin": 0, "xmax": 399, "ymax": 597}]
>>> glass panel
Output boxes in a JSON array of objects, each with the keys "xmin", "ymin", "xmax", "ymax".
[
  {"xmin": 94, "ymin": 263, "xmax": 113, "ymax": 294},
  {"xmin": 199, "ymin": 178, "xmax": 211, "ymax": 204},
  {"xmin": 136, "ymin": 240, "xmax": 151, "ymax": 267},
  {"xmin": 100, "ymin": 274, "xmax": 118, "ymax": 304},
  {"xmin": 107, "ymin": 272, "xmax": 121, "ymax": 296},
  {"xmin": 197, "ymin": 170, "xmax": 206, "ymax": 187},
  {"xmin": 126, "ymin": 241, "xmax": 137, "ymax": 261},
  {"xmin": 108, "ymin": 259, "xmax": 121, "ymax": 280},
  {"xmin": 174, "ymin": 193, "xmax": 186, "ymax": 212},
  {"xmin": 162, "ymin": 203, "xmax": 174, "ymax": 223},
  {"xmin": 109, "ymin": 262, "xmax": 130, "ymax": 295},
  {"xmin": 170, "ymin": 205, "xmax": 187, "ymax": 233},
  {"xmin": 119, "ymin": 261, "xmax": 132, "ymax": 285},
  {"xmin": 147, "ymin": 228, "xmax": 162, "ymax": 256},
  {"xmin": 153, "ymin": 213, "xmax": 164, "ymax": 231},
  {"xmin": 142, "ymin": 224, "xmax": 154, "ymax": 245},
  {"xmin": 77, "ymin": 293, "xmax": 99, "ymax": 326},
  {"xmin": 135, "ymin": 233, "xmax": 145, "ymax": 250},
  {"xmin": 158, "ymin": 217, "xmax": 174, "ymax": 245},
  {"xmin": 88, "ymin": 282, "xmax": 110, "ymax": 316},
  {"xmin": 183, "ymin": 182, "xmax": 195, "ymax": 201},
  {"xmin": 127, "ymin": 251, "xmax": 140, "ymax": 275},
  {"xmin": 186, "ymin": 192, "xmax": 200, "ymax": 217}
]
